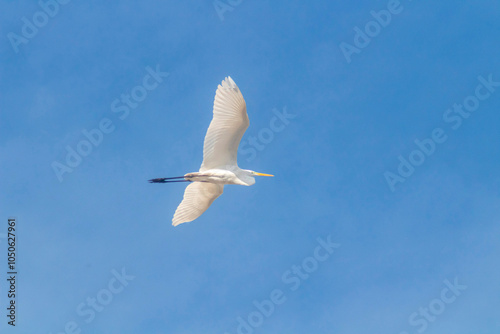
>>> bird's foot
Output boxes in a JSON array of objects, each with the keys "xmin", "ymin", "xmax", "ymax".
[{"xmin": 149, "ymin": 178, "xmax": 168, "ymax": 183}]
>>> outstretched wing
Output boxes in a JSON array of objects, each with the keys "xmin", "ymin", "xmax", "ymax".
[
  {"xmin": 200, "ymin": 76, "xmax": 248, "ymax": 172},
  {"xmin": 172, "ymin": 182, "xmax": 224, "ymax": 226}
]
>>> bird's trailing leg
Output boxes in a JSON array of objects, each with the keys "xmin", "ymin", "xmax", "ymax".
[{"xmin": 148, "ymin": 176, "xmax": 190, "ymax": 183}]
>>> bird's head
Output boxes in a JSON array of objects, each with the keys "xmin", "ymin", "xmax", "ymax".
[{"xmin": 235, "ymin": 170, "xmax": 273, "ymax": 186}]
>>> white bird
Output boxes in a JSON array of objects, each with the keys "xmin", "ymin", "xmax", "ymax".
[{"xmin": 149, "ymin": 76, "xmax": 274, "ymax": 226}]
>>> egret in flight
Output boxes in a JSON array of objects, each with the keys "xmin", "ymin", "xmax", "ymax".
[{"xmin": 149, "ymin": 77, "xmax": 273, "ymax": 226}]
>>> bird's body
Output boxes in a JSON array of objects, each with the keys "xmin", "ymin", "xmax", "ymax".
[
  {"xmin": 150, "ymin": 76, "xmax": 273, "ymax": 226},
  {"xmin": 184, "ymin": 169, "xmax": 256, "ymax": 186}
]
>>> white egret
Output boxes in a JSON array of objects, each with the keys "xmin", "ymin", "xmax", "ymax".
[{"xmin": 149, "ymin": 76, "xmax": 274, "ymax": 226}]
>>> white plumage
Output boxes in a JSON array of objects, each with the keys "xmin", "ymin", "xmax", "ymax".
[
  {"xmin": 172, "ymin": 182, "xmax": 224, "ymax": 226},
  {"xmin": 200, "ymin": 76, "xmax": 248, "ymax": 172},
  {"xmin": 150, "ymin": 76, "xmax": 273, "ymax": 227}
]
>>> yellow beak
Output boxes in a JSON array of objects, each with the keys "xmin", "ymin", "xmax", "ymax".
[{"xmin": 254, "ymin": 172, "xmax": 274, "ymax": 177}]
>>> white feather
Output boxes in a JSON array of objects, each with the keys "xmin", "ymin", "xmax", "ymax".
[
  {"xmin": 172, "ymin": 182, "xmax": 224, "ymax": 226},
  {"xmin": 166, "ymin": 76, "xmax": 272, "ymax": 226},
  {"xmin": 200, "ymin": 76, "xmax": 248, "ymax": 171}
]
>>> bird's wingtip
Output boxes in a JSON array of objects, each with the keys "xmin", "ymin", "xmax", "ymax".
[
  {"xmin": 221, "ymin": 76, "xmax": 238, "ymax": 91},
  {"xmin": 172, "ymin": 220, "xmax": 184, "ymax": 227}
]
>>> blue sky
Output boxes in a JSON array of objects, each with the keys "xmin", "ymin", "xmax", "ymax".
[{"xmin": 1, "ymin": 1, "xmax": 500, "ymax": 333}]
